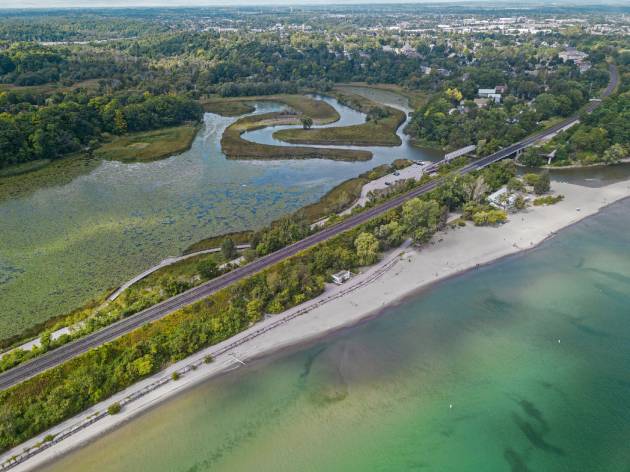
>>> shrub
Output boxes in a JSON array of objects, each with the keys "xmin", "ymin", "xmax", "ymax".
[
  {"xmin": 533, "ymin": 195, "xmax": 564, "ymax": 206},
  {"xmin": 533, "ymin": 173, "xmax": 551, "ymax": 195},
  {"xmin": 523, "ymin": 173, "xmax": 540, "ymax": 186},
  {"xmin": 354, "ymin": 232, "xmax": 380, "ymax": 265},
  {"xmin": 107, "ymin": 402, "xmax": 122, "ymax": 415},
  {"xmin": 171, "ymin": 372, "xmax": 180, "ymax": 381},
  {"xmin": 506, "ymin": 177, "xmax": 524, "ymax": 192},
  {"xmin": 472, "ymin": 210, "xmax": 508, "ymax": 226},
  {"xmin": 197, "ymin": 259, "xmax": 218, "ymax": 279}
]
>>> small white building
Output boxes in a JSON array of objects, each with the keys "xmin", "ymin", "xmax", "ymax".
[
  {"xmin": 477, "ymin": 88, "xmax": 497, "ymax": 97},
  {"xmin": 488, "ymin": 187, "xmax": 518, "ymax": 209},
  {"xmin": 478, "ymin": 88, "xmax": 502, "ymax": 103},
  {"xmin": 332, "ymin": 270, "xmax": 352, "ymax": 285}
]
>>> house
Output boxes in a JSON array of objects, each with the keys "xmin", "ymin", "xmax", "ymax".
[
  {"xmin": 495, "ymin": 84, "xmax": 508, "ymax": 94},
  {"xmin": 477, "ymin": 88, "xmax": 497, "ymax": 98},
  {"xmin": 488, "ymin": 187, "xmax": 517, "ymax": 209},
  {"xmin": 577, "ymin": 61, "xmax": 591, "ymax": 73},
  {"xmin": 400, "ymin": 42, "xmax": 421, "ymax": 58},
  {"xmin": 559, "ymin": 47, "xmax": 588, "ymax": 63},
  {"xmin": 478, "ymin": 88, "xmax": 502, "ymax": 103},
  {"xmin": 332, "ymin": 270, "xmax": 352, "ymax": 285}
]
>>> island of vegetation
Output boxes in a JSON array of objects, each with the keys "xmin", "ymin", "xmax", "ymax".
[
  {"xmin": 220, "ymin": 94, "xmax": 372, "ymax": 161},
  {"xmin": 273, "ymin": 89, "xmax": 406, "ymax": 147}
]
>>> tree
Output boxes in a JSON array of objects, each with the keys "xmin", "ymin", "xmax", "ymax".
[
  {"xmin": 445, "ymin": 87, "xmax": 463, "ymax": 103},
  {"xmin": 473, "ymin": 210, "xmax": 508, "ymax": 226},
  {"xmin": 197, "ymin": 259, "xmax": 218, "ymax": 279},
  {"xmin": 402, "ymin": 198, "xmax": 445, "ymax": 243},
  {"xmin": 374, "ymin": 220, "xmax": 405, "ymax": 248},
  {"xmin": 602, "ymin": 144, "xmax": 626, "ymax": 164},
  {"xmin": 354, "ymin": 232, "xmax": 379, "ymax": 265},
  {"xmin": 221, "ymin": 237, "xmax": 237, "ymax": 260},
  {"xmin": 463, "ymin": 175, "xmax": 490, "ymax": 203},
  {"xmin": 506, "ymin": 177, "xmax": 524, "ymax": 192},
  {"xmin": 533, "ymin": 172, "xmax": 550, "ymax": 195},
  {"xmin": 300, "ymin": 116, "xmax": 313, "ymax": 130},
  {"xmin": 519, "ymin": 148, "xmax": 545, "ymax": 167}
]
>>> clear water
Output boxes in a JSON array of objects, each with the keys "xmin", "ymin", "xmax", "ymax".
[
  {"xmin": 0, "ymin": 91, "xmax": 435, "ymax": 338},
  {"xmin": 41, "ymin": 198, "xmax": 630, "ymax": 472}
]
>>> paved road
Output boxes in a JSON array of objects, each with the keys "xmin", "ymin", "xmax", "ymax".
[{"xmin": 0, "ymin": 65, "xmax": 617, "ymax": 392}]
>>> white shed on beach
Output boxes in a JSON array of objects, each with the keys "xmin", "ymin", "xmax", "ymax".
[{"xmin": 332, "ymin": 270, "xmax": 352, "ymax": 285}]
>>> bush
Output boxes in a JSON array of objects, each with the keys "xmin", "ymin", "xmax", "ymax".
[
  {"xmin": 354, "ymin": 232, "xmax": 380, "ymax": 265},
  {"xmin": 221, "ymin": 238, "xmax": 237, "ymax": 260},
  {"xmin": 171, "ymin": 372, "xmax": 180, "ymax": 381},
  {"xmin": 107, "ymin": 402, "xmax": 122, "ymax": 415},
  {"xmin": 533, "ymin": 195, "xmax": 564, "ymax": 206},
  {"xmin": 523, "ymin": 173, "xmax": 540, "ymax": 186},
  {"xmin": 472, "ymin": 210, "xmax": 508, "ymax": 226},
  {"xmin": 197, "ymin": 259, "xmax": 218, "ymax": 279},
  {"xmin": 506, "ymin": 177, "xmax": 524, "ymax": 192},
  {"xmin": 533, "ymin": 173, "xmax": 551, "ymax": 195}
]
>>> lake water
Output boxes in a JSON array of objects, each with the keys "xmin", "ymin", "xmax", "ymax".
[
  {"xmin": 0, "ymin": 90, "xmax": 436, "ymax": 339},
  {"xmin": 41, "ymin": 197, "xmax": 630, "ymax": 472}
]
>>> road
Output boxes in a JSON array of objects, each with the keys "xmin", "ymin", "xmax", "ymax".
[{"xmin": 0, "ymin": 64, "xmax": 617, "ymax": 392}]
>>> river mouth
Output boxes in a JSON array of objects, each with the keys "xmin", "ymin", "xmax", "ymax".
[{"xmin": 0, "ymin": 88, "xmax": 437, "ymax": 341}]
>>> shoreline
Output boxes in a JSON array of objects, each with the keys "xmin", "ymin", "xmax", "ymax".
[{"xmin": 3, "ymin": 177, "xmax": 630, "ymax": 471}]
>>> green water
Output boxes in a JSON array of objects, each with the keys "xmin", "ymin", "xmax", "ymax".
[
  {"xmin": 41, "ymin": 198, "xmax": 630, "ymax": 472},
  {"xmin": 0, "ymin": 92, "xmax": 437, "ymax": 339}
]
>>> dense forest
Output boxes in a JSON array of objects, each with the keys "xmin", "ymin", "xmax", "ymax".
[
  {"xmin": 0, "ymin": 90, "xmax": 202, "ymax": 167},
  {"xmin": 1, "ymin": 8, "xmax": 627, "ymax": 169},
  {"xmin": 406, "ymin": 48, "xmax": 611, "ymax": 154}
]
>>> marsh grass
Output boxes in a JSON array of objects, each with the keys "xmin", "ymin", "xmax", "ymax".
[{"xmin": 94, "ymin": 125, "xmax": 200, "ymax": 163}]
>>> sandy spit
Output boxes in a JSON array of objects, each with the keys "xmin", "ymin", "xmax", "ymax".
[{"xmin": 2, "ymin": 177, "xmax": 630, "ymax": 471}]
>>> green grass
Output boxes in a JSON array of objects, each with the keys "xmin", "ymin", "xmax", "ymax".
[
  {"xmin": 222, "ymin": 110, "xmax": 371, "ymax": 161},
  {"xmin": 0, "ymin": 159, "xmax": 51, "ymax": 178},
  {"xmin": 337, "ymin": 82, "xmax": 428, "ymax": 109},
  {"xmin": 274, "ymin": 96, "xmax": 405, "ymax": 147},
  {"xmin": 135, "ymin": 252, "xmax": 224, "ymax": 291},
  {"xmin": 263, "ymin": 94, "xmax": 339, "ymax": 122},
  {"xmin": 183, "ymin": 230, "xmax": 254, "ymax": 255},
  {"xmin": 202, "ymin": 94, "xmax": 342, "ymax": 121},
  {"xmin": 201, "ymin": 99, "xmax": 255, "ymax": 116},
  {"xmin": 94, "ymin": 125, "xmax": 200, "ymax": 163},
  {"xmin": 272, "ymin": 89, "xmax": 406, "ymax": 147},
  {"xmin": 296, "ymin": 159, "xmax": 412, "ymax": 222},
  {"xmin": 533, "ymin": 194, "xmax": 564, "ymax": 206}
]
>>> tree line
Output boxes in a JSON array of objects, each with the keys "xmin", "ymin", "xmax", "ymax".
[{"xmin": 0, "ymin": 91, "xmax": 202, "ymax": 168}]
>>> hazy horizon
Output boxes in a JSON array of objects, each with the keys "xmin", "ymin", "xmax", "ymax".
[{"xmin": 1, "ymin": 0, "xmax": 625, "ymax": 10}]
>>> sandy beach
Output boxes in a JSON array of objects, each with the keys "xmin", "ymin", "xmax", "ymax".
[{"xmin": 3, "ymin": 176, "xmax": 630, "ymax": 472}]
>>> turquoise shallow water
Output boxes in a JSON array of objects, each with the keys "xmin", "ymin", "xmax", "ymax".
[{"xmin": 41, "ymin": 198, "xmax": 630, "ymax": 472}]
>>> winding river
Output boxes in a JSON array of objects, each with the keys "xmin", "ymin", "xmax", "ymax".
[{"xmin": 0, "ymin": 88, "xmax": 435, "ymax": 340}]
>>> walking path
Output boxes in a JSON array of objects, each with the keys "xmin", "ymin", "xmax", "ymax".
[
  {"xmin": 0, "ymin": 245, "xmax": 250, "ymax": 359},
  {"xmin": 107, "ymin": 244, "xmax": 251, "ymax": 301}
]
